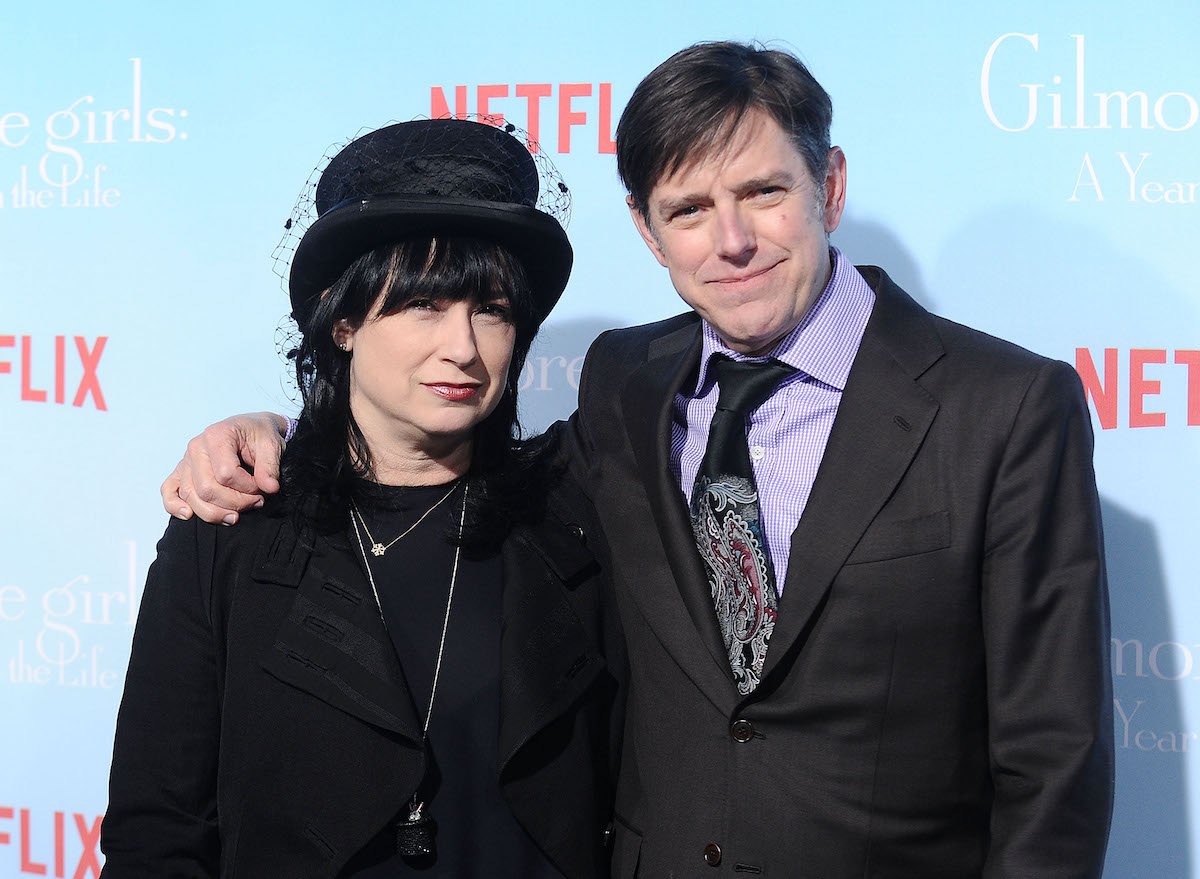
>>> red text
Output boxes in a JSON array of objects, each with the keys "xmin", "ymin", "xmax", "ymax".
[
  {"xmin": 1075, "ymin": 347, "xmax": 1200, "ymax": 429},
  {"xmin": 0, "ymin": 806, "xmax": 102, "ymax": 878},
  {"xmin": 430, "ymin": 82, "xmax": 618, "ymax": 154},
  {"xmin": 0, "ymin": 335, "xmax": 107, "ymax": 410}
]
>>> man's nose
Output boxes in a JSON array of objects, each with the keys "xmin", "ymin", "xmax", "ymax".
[{"xmin": 714, "ymin": 204, "xmax": 756, "ymax": 262}]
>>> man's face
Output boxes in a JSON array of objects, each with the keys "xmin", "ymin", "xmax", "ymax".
[{"xmin": 630, "ymin": 110, "xmax": 847, "ymax": 355}]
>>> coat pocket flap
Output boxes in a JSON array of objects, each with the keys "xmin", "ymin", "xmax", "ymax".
[{"xmin": 844, "ymin": 510, "xmax": 950, "ymax": 565}]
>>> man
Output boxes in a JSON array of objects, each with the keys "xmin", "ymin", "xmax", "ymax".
[{"xmin": 166, "ymin": 42, "xmax": 1113, "ymax": 877}]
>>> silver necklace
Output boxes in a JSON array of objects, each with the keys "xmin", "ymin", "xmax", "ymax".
[
  {"xmin": 352, "ymin": 481, "xmax": 458, "ymax": 557},
  {"xmin": 350, "ymin": 482, "xmax": 469, "ymax": 860}
]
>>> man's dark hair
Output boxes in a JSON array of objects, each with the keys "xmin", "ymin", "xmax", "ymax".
[
  {"xmin": 616, "ymin": 41, "xmax": 834, "ymax": 220},
  {"xmin": 281, "ymin": 236, "xmax": 547, "ymax": 552}
]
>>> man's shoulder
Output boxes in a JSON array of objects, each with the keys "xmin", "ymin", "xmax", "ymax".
[
  {"xmin": 572, "ymin": 312, "xmax": 700, "ymax": 417},
  {"xmin": 865, "ymin": 264, "xmax": 1064, "ymax": 378},
  {"xmin": 589, "ymin": 311, "xmax": 700, "ymax": 352},
  {"xmin": 931, "ymin": 315, "xmax": 1086, "ymax": 418},
  {"xmin": 928, "ymin": 310, "xmax": 1052, "ymax": 369}
]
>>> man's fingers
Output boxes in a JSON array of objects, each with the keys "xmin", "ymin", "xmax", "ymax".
[
  {"xmin": 189, "ymin": 468, "xmax": 264, "ymax": 522},
  {"xmin": 200, "ymin": 426, "xmax": 260, "ymax": 495},
  {"xmin": 160, "ymin": 467, "xmax": 194, "ymax": 520},
  {"xmin": 178, "ymin": 471, "xmax": 257, "ymax": 525},
  {"xmin": 161, "ymin": 466, "xmax": 243, "ymax": 526},
  {"xmin": 177, "ymin": 433, "xmax": 262, "ymax": 522},
  {"xmin": 240, "ymin": 428, "xmax": 284, "ymax": 495},
  {"xmin": 161, "ymin": 412, "xmax": 285, "ymax": 524}
]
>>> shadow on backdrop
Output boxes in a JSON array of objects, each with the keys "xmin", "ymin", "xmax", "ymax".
[
  {"xmin": 934, "ymin": 206, "xmax": 1196, "ymax": 879},
  {"xmin": 1101, "ymin": 497, "xmax": 1191, "ymax": 879},
  {"xmin": 833, "ymin": 213, "xmax": 937, "ymax": 312}
]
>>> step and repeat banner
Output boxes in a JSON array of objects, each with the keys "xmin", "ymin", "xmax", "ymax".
[{"xmin": 2, "ymin": 3, "xmax": 1197, "ymax": 876}]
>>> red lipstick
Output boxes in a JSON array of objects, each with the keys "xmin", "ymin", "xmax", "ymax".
[{"xmin": 425, "ymin": 383, "xmax": 480, "ymax": 402}]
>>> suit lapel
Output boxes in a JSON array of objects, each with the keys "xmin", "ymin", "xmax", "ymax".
[
  {"xmin": 256, "ymin": 522, "xmax": 424, "ymax": 744},
  {"xmin": 620, "ymin": 320, "xmax": 740, "ymax": 710},
  {"xmin": 761, "ymin": 269, "xmax": 944, "ymax": 684}
]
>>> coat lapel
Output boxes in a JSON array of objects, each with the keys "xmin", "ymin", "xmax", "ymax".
[
  {"xmin": 255, "ymin": 521, "xmax": 424, "ymax": 745},
  {"xmin": 760, "ymin": 269, "xmax": 945, "ymax": 685},
  {"xmin": 496, "ymin": 515, "xmax": 605, "ymax": 774},
  {"xmin": 620, "ymin": 320, "xmax": 740, "ymax": 711}
]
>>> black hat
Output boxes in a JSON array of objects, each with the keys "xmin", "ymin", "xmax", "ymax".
[{"xmin": 289, "ymin": 119, "xmax": 572, "ymax": 325}]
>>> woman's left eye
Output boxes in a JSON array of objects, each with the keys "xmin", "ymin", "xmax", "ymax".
[{"xmin": 477, "ymin": 302, "xmax": 511, "ymax": 320}]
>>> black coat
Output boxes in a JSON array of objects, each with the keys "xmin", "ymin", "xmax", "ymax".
[{"xmin": 101, "ymin": 472, "xmax": 624, "ymax": 878}]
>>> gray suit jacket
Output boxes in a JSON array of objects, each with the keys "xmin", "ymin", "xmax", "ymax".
[{"xmin": 567, "ymin": 266, "xmax": 1113, "ymax": 878}]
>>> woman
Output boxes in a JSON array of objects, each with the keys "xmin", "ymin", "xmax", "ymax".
[{"xmin": 101, "ymin": 120, "xmax": 623, "ymax": 878}]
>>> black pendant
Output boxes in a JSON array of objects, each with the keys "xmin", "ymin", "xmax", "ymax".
[{"xmin": 396, "ymin": 801, "xmax": 437, "ymax": 859}]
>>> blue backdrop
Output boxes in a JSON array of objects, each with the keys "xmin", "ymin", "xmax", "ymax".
[{"xmin": 2, "ymin": 3, "xmax": 1197, "ymax": 875}]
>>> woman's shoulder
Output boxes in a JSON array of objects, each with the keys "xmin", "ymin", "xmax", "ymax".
[
  {"xmin": 499, "ymin": 446, "xmax": 599, "ymax": 560},
  {"xmin": 148, "ymin": 497, "xmax": 321, "ymax": 634},
  {"xmin": 157, "ymin": 494, "xmax": 312, "ymax": 573}
]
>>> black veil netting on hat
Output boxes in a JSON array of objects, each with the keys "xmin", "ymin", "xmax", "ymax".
[{"xmin": 273, "ymin": 115, "xmax": 572, "ymax": 407}]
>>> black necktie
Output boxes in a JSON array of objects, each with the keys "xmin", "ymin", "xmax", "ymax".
[{"xmin": 690, "ymin": 356, "xmax": 795, "ymax": 695}]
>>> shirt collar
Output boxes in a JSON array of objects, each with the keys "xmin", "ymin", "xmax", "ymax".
[{"xmin": 693, "ymin": 246, "xmax": 876, "ymax": 395}]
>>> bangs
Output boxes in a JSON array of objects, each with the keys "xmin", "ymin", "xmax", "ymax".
[{"xmin": 373, "ymin": 237, "xmax": 533, "ymax": 321}]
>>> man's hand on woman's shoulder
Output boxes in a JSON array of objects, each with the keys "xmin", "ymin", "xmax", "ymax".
[{"xmin": 161, "ymin": 412, "xmax": 289, "ymax": 525}]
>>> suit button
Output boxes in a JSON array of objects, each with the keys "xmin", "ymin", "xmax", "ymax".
[
  {"xmin": 703, "ymin": 842, "xmax": 722, "ymax": 866},
  {"xmin": 731, "ymin": 718, "xmax": 754, "ymax": 743}
]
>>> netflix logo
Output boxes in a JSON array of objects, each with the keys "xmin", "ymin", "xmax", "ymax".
[
  {"xmin": 1075, "ymin": 347, "xmax": 1199, "ymax": 429},
  {"xmin": 0, "ymin": 806, "xmax": 102, "ymax": 878},
  {"xmin": 430, "ymin": 82, "xmax": 619, "ymax": 154},
  {"xmin": 0, "ymin": 335, "xmax": 107, "ymax": 411}
]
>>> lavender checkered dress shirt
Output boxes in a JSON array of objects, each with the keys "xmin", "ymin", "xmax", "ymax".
[{"xmin": 671, "ymin": 247, "xmax": 876, "ymax": 593}]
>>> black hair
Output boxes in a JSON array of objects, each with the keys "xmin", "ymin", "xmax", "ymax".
[
  {"xmin": 616, "ymin": 41, "xmax": 834, "ymax": 221},
  {"xmin": 280, "ymin": 236, "xmax": 550, "ymax": 553}
]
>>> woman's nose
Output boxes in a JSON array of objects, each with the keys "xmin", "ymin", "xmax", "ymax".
[{"xmin": 438, "ymin": 304, "xmax": 480, "ymax": 366}]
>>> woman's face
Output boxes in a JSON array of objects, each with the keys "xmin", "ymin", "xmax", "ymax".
[{"xmin": 339, "ymin": 292, "xmax": 517, "ymax": 458}]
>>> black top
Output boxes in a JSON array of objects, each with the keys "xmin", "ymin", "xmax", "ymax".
[{"xmin": 342, "ymin": 481, "xmax": 563, "ymax": 878}]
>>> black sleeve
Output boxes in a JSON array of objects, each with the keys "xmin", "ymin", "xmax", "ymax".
[
  {"xmin": 981, "ymin": 360, "xmax": 1114, "ymax": 878},
  {"xmin": 101, "ymin": 516, "xmax": 222, "ymax": 878}
]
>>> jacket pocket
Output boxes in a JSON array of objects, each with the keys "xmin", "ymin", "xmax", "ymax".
[{"xmin": 844, "ymin": 510, "xmax": 950, "ymax": 565}]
